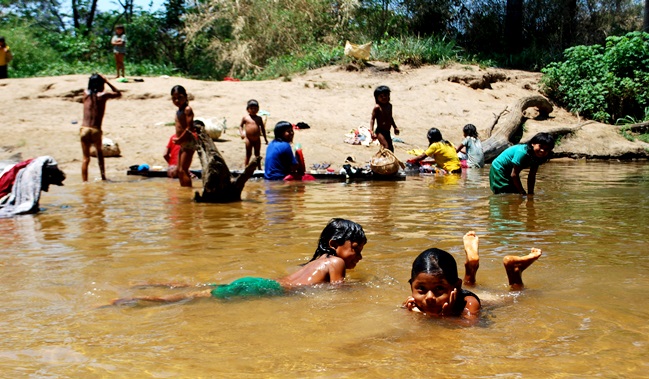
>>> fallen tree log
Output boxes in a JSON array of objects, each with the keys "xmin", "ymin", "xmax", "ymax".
[
  {"xmin": 193, "ymin": 124, "xmax": 259, "ymax": 203},
  {"xmin": 482, "ymin": 96, "xmax": 554, "ymax": 163}
]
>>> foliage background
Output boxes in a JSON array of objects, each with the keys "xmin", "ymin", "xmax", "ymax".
[{"xmin": 1, "ymin": 0, "xmax": 648, "ymax": 123}]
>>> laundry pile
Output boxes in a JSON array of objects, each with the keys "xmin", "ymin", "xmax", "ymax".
[{"xmin": 0, "ymin": 156, "xmax": 65, "ymax": 218}]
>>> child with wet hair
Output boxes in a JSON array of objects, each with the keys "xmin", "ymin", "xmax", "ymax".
[
  {"xmin": 110, "ymin": 218, "xmax": 367, "ymax": 305},
  {"xmin": 403, "ymin": 231, "xmax": 542, "ymax": 320}
]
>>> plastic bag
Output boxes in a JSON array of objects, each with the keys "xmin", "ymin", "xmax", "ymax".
[
  {"xmin": 344, "ymin": 41, "xmax": 372, "ymax": 61},
  {"xmin": 370, "ymin": 147, "xmax": 404, "ymax": 175},
  {"xmin": 90, "ymin": 137, "xmax": 121, "ymax": 157}
]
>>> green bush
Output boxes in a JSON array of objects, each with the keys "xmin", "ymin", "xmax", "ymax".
[
  {"xmin": 1, "ymin": 23, "xmax": 60, "ymax": 77},
  {"xmin": 541, "ymin": 31, "xmax": 649, "ymax": 123}
]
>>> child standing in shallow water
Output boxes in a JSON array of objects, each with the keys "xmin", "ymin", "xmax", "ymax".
[
  {"xmin": 370, "ymin": 85, "xmax": 400, "ymax": 152},
  {"xmin": 170, "ymin": 85, "xmax": 197, "ymax": 187},
  {"xmin": 110, "ymin": 218, "xmax": 367, "ymax": 305},
  {"xmin": 456, "ymin": 124, "xmax": 484, "ymax": 168},
  {"xmin": 239, "ymin": 99, "xmax": 267, "ymax": 169},
  {"xmin": 403, "ymin": 231, "xmax": 542, "ymax": 320},
  {"xmin": 80, "ymin": 74, "xmax": 121, "ymax": 182}
]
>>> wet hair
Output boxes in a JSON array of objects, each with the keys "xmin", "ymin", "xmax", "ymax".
[
  {"xmin": 373, "ymin": 85, "xmax": 391, "ymax": 102},
  {"xmin": 308, "ymin": 218, "xmax": 367, "ymax": 262},
  {"xmin": 87, "ymin": 73, "xmax": 105, "ymax": 93},
  {"xmin": 273, "ymin": 121, "xmax": 293, "ymax": 141},
  {"xmin": 426, "ymin": 127, "xmax": 453, "ymax": 147},
  {"xmin": 463, "ymin": 124, "xmax": 479, "ymax": 138},
  {"xmin": 409, "ymin": 248, "xmax": 459, "ymax": 285},
  {"xmin": 247, "ymin": 99, "xmax": 259, "ymax": 109},
  {"xmin": 526, "ymin": 132, "xmax": 555, "ymax": 163},
  {"xmin": 170, "ymin": 85, "xmax": 187, "ymax": 97}
]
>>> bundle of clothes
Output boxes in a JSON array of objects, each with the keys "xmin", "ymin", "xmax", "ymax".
[{"xmin": 0, "ymin": 156, "xmax": 66, "ymax": 218}]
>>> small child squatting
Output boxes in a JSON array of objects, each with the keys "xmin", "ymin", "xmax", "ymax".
[
  {"xmin": 403, "ymin": 231, "xmax": 542, "ymax": 320},
  {"xmin": 110, "ymin": 218, "xmax": 366, "ymax": 305}
]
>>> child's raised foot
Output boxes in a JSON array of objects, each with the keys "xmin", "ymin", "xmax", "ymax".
[
  {"xmin": 503, "ymin": 248, "xmax": 542, "ymax": 290},
  {"xmin": 462, "ymin": 231, "xmax": 480, "ymax": 286}
]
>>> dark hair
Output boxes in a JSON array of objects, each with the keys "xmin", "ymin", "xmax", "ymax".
[
  {"xmin": 87, "ymin": 73, "xmax": 105, "ymax": 93},
  {"xmin": 247, "ymin": 99, "xmax": 259, "ymax": 108},
  {"xmin": 526, "ymin": 132, "xmax": 555, "ymax": 163},
  {"xmin": 171, "ymin": 85, "xmax": 187, "ymax": 97},
  {"xmin": 115, "ymin": 25, "xmax": 125, "ymax": 30},
  {"xmin": 308, "ymin": 218, "xmax": 367, "ymax": 262},
  {"xmin": 426, "ymin": 128, "xmax": 453, "ymax": 147},
  {"xmin": 373, "ymin": 85, "xmax": 391, "ymax": 102},
  {"xmin": 463, "ymin": 124, "xmax": 479, "ymax": 138},
  {"xmin": 409, "ymin": 248, "xmax": 459, "ymax": 285},
  {"xmin": 273, "ymin": 121, "xmax": 293, "ymax": 141},
  {"xmin": 193, "ymin": 119, "xmax": 205, "ymax": 128},
  {"xmin": 0, "ymin": 37, "xmax": 5, "ymax": 43}
]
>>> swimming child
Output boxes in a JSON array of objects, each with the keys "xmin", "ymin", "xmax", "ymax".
[
  {"xmin": 111, "ymin": 25, "xmax": 126, "ymax": 78},
  {"xmin": 80, "ymin": 74, "xmax": 122, "ymax": 182},
  {"xmin": 489, "ymin": 132, "xmax": 555, "ymax": 195},
  {"xmin": 456, "ymin": 124, "xmax": 484, "ymax": 168},
  {"xmin": 403, "ymin": 231, "xmax": 542, "ymax": 320},
  {"xmin": 110, "ymin": 218, "xmax": 367, "ymax": 305},
  {"xmin": 370, "ymin": 85, "xmax": 400, "ymax": 152},
  {"xmin": 407, "ymin": 127, "xmax": 462, "ymax": 174},
  {"xmin": 239, "ymin": 99, "xmax": 268, "ymax": 169},
  {"xmin": 170, "ymin": 85, "xmax": 197, "ymax": 187}
]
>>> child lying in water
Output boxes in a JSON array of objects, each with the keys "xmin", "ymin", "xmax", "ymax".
[
  {"xmin": 110, "ymin": 218, "xmax": 366, "ymax": 305},
  {"xmin": 403, "ymin": 231, "xmax": 542, "ymax": 320}
]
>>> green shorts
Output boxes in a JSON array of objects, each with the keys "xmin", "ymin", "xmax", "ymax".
[{"xmin": 210, "ymin": 277, "xmax": 285, "ymax": 299}]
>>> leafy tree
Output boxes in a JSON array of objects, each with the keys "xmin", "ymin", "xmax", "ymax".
[{"xmin": 541, "ymin": 31, "xmax": 649, "ymax": 123}]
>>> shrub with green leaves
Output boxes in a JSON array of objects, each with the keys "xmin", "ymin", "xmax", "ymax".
[{"xmin": 541, "ymin": 32, "xmax": 649, "ymax": 124}]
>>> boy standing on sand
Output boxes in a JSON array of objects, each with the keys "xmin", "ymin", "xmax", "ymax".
[
  {"xmin": 80, "ymin": 74, "xmax": 121, "ymax": 182},
  {"xmin": 370, "ymin": 85, "xmax": 400, "ymax": 152},
  {"xmin": 0, "ymin": 37, "xmax": 13, "ymax": 79},
  {"xmin": 239, "ymin": 99, "xmax": 267, "ymax": 169}
]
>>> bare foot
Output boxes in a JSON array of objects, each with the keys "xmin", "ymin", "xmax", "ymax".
[
  {"xmin": 463, "ymin": 231, "xmax": 480, "ymax": 286},
  {"xmin": 503, "ymin": 248, "xmax": 542, "ymax": 290}
]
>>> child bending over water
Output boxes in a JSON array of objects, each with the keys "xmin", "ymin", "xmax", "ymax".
[
  {"xmin": 403, "ymin": 231, "xmax": 541, "ymax": 320},
  {"xmin": 407, "ymin": 128, "xmax": 462, "ymax": 174},
  {"xmin": 489, "ymin": 132, "xmax": 555, "ymax": 195},
  {"xmin": 110, "ymin": 218, "xmax": 366, "ymax": 305}
]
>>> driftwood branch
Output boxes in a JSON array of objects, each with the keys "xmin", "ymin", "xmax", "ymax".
[
  {"xmin": 617, "ymin": 120, "xmax": 649, "ymax": 133},
  {"xmin": 482, "ymin": 96, "xmax": 554, "ymax": 163},
  {"xmin": 193, "ymin": 124, "xmax": 259, "ymax": 203},
  {"xmin": 487, "ymin": 108, "xmax": 508, "ymax": 138}
]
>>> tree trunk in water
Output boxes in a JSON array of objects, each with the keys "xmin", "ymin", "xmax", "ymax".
[
  {"xmin": 482, "ymin": 96, "xmax": 554, "ymax": 163},
  {"xmin": 193, "ymin": 124, "xmax": 259, "ymax": 203}
]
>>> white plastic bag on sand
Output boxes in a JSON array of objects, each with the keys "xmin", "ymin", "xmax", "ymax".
[
  {"xmin": 90, "ymin": 137, "xmax": 121, "ymax": 157},
  {"xmin": 344, "ymin": 41, "xmax": 372, "ymax": 61},
  {"xmin": 197, "ymin": 117, "xmax": 226, "ymax": 140}
]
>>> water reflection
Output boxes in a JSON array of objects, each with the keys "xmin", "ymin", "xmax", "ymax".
[{"xmin": 0, "ymin": 162, "xmax": 647, "ymax": 377}]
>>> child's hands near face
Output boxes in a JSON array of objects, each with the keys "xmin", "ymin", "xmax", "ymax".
[
  {"xmin": 441, "ymin": 288, "xmax": 458, "ymax": 316},
  {"xmin": 402, "ymin": 296, "xmax": 420, "ymax": 312}
]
